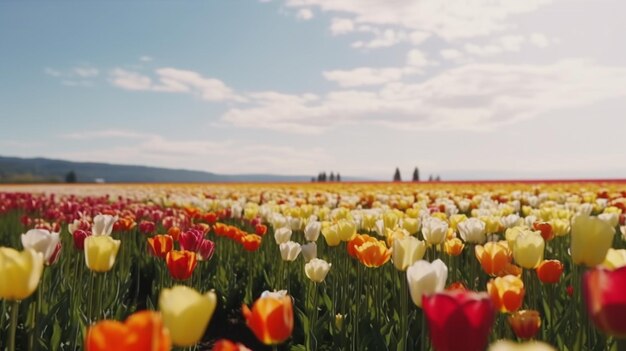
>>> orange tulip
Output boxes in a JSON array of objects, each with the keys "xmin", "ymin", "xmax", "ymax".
[
  {"xmin": 167, "ymin": 227, "xmax": 181, "ymax": 242},
  {"xmin": 347, "ymin": 234, "xmax": 377, "ymax": 258},
  {"xmin": 212, "ymin": 339, "xmax": 251, "ymax": 351},
  {"xmin": 241, "ymin": 234, "xmax": 262, "ymax": 252},
  {"xmin": 487, "ymin": 275, "xmax": 525, "ymax": 313},
  {"xmin": 165, "ymin": 250, "xmax": 197, "ymax": 281},
  {"xmin": 242, "ymin": 293, "xmax": 294, "ymax": 345},
  {"xmin": 475, "ymin": 241, "xmax": 511, "ymax": 276},
  {"xmin": 85, "ymin": 310, "xmax": 171, "ymax": 351},
  {"xmin": 355, "ymin": 240, "xmax": 391, "ymax": 268},
  {"xmin": 508, "ymin": 310, "xmax": 541, "ymax": 339},
  {"xmin": 147, "ymin": 235, "xmax": 174, "ymax": 259},
  {"xmin": 444, "ymin": 238, "xmax": 464, "ymax": 256},
  {"xmin": 536, "ymin": 260, "xmax": 564, "ymax": 284},
  {"xmin": 533, "ymin": 222, "xmax": 554, "ymax": 241}
]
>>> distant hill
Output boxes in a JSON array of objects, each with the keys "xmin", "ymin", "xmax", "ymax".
[{"xmin": 0, "ymin": 155, "xmax": 347, "ymax": 183}]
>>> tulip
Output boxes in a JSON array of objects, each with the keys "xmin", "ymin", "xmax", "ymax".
[
  {"xmin": 92, "ymin": 214, "xmax": 117, "ymax": 236},
  {"xmin": 21, "ymin": 228, "xmax": 61, "ymax": 264},
  {"xmin": 73, "ymin": 229, "xmax": 91, "ymax": 251},
  {"xmin": 304, "ymin": 221, "xmax": 321, "ymax": 242},
  {"xmin": 458, "ymin": 218, "xmax": 487, "ymax": 244},
  {"xmin": 0, "ymin": 247, "xmax": 44, "ymax": 300},
  {"xmin": 304, "ymin": 258, "xmax": 331, "ymax": 283},
  {"xmin": 68, "ymin": 218, "xmax": 91, "ymax": 234},
  {"xmin": 406, "ymin": 259, "xmax": 448, "ymax": 307},
  {"xmin": 571, "ymin": 214, "xmax": 614, "ymax": 266},
  {"xmin": 197, "ymin": 239, "xmax": 216, "ymax": 261},
  {"xmin": 139, "ymin": 220, "xmax": 156, "ymax": 235},
  {"xmin": 601, "ymin": 248, "xmax": 626, "ymax": 270},
  {"xmin": 166, "ymin": 250, "xmax": 197, "ymax": 281},
  {"xmin": 85, "ymin": 310, "xmax": 171, "ymax": 351},
  {"xmin": 598, "ymin": 212, "xmax": 620, "ymax": 228},
  {"xmin": 241, "ymin": 234, "xmax": 262, "ymax": 252},
  {"xmin": 475, "ymin": 241, "xmax": 511, "ymax": 276},
  {"xmin": 422, "ymin": 217, "xmax": 449, "ymax": 245},
  {"xmin": 301, "ymin": 242, "xmax": 317, "ymax": 263},
  {"xmin": 487, "ymin": 275, "xmax": 525, "ymax": 313},
  {"xmin": 392, "ymin": 236, "xmax": 426, "ymax": 271},
  {"xmin": 532, "ymin": 222, "xmax": 554, "ymax": 241},
  {"xmin": 513, "ymin": 231, "xmax": 545, "ymax": 269},
  {"xmin": 508, "ymin": 310, "xmax": 541, "ymax": 339},
  {"xmin": 274, "ymin": 227, "xmax": 292, "ymax": 245},
  {"xmin": 402, "ymin": 217, "xmax": 420, "ymax": 235},
  {"xmin": 583, "ymin": 266, "xmax": 626, "ymax": 338},
  {"xmin": 212, "ymin": 339, "xmax": 252, "ymax": 351},
  {"xmin": 422, "ymin": 290, "xmax": 495, "ymax": 351},
  {"xmin": 254, "ymin": 224, "xmax": 267, "ymax": 236},
  {"xmin": 84, "ymin": 236, "xmax": 121, "ymax": 273},
  {"xmin": 148, "ymin": 235, "xmax": 174, "ymax": 259},
  {"xmin": 242, "ymin": 292, "xmax": 294, "ymax": 345},
  {"xmin": 321, "ymin": 224, "xmax": 341, "ymax": 247},
  {"xmin": 337, "ymin": 219, "xmax": 357, "ymax": 241},
  {"xmin": 159, "ymin": 285, "xmax": 217, "ymax": 346},
  {"xmin": 279, "ymin": 241, "xmax": 301, "ymax": 261},
  {"xmin": 444, "ymin": 238, "xmax": 464, "ymax": 256},
  {"xmin": 355, "ymin": 240, "xmax": 391, "ymax": 268},
  {"xmin": 347, "ymin": 234, "xmax": 377, "ymax": 258},
  {"xmin": 46, "ymin": 242, "xmax": 62, "ymax": 266},
  {"xmin": 179, "ymin": 229, "xmax": 203, "ymax": 252},
  {"xmin": 535, "ymin": 260, "xmax": 564, "ymax": 284},
  {"xmin": 488, "ymin": 340, "xmax": 556, "ymax": 351}
]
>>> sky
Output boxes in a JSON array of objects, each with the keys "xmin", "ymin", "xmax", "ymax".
[{"xmin": 1, "ymin": 0, "xmax": 625, "ymax": 180}]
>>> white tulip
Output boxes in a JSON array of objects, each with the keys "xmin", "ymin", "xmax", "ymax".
[
  {"xmin": 274, "ymin": 227, "xmax": 292, "ymax": 244},
  {"xmin": 21, "ymin": 229, "xmax": 60, "ymax": 264},
  {"xmin": 301, "ymin": 242, "xmax": 317, "ymax": 263},
  {"xmin": 421, "ymin": 217, "xmax": 448, "ymax": 245},
  {"xmin": 92, "ymin": 214, "xmax": 117, "ymax": 236},
  {"xmin": 305, "ymin": 258, "xmax": 331, "ymax": 283},
  {"xmin": 406, "ymin": 259, "xmax": 448, "ymax": 307},
  {"xmin": 304, "ymin": 221, "xmax": 321, "ymax": 242},
  {"xmin": 458, "ymin": 218, "xmax": 487, "ymax": 244},
  {"xmin": 279, "ymin": 241, "xmax": 301, "ymax": 261}
]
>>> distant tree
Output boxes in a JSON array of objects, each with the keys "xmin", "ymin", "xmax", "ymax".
[
  {"xmin": 65, "ymin": 170, "xmax": 77, "ymax": 183},
  {"xmin": 435, "ymin": 175, "xmax": 441, "ymax": 182},
  {"xmin": 393, "ymin": 167, "xmax": 402, "ymax": 182},
  {"xmin": 337, "ymin": 173, "xmax": 341, "ymax": 182},
  {"xmin": 428, "ymin": 174, "xmax": 433, "ymax": 182},
  {"xmin": 412, "ymin": 167, "xmax": 420, "ymax": 182},
  {"xmin": 329, "ymin": 172, "xmax": 335, "ymax": 182},
  {"xmin": 319, "ymin": 172, "xmax": 327, "ymax": 182}
]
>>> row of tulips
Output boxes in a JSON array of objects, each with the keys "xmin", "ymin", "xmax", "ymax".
[{"xmin": 0, "ymin": 183, "xmax": 625, "ymax": 350}]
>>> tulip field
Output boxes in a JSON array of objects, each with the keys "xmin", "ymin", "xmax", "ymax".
[{"xmin": 0, "ymin": 181, "xmax": 625, "ymax": 351}]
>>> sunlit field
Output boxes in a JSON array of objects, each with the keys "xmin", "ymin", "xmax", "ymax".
[{"xmin": 1, "ymin": 181, "xmax": 625, "ymax": 351}]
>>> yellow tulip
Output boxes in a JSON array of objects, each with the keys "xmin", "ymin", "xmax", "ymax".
[
  {"xmin": 159, "ymin": 285, "xmax": 217, "ymax": 347},
  {"xmin": 0, "ymin": 247, "xmax": 44, "ymax": 300},
  {"xmin": 513, "ymin": 231, "xmax": 545, "ymax": 269},
  {"xmin": 401, "ymin": 218, "xmax": 420, "ymax": 235},
  {"xmin": 601, "ymin": 249, "xmax": 626, "ymax": 270},
  {"xmin": 321, "ymin": 224, "xmax": 341, "ymax": 247},
  {"xmin": 84, "ymin": 236, "xmax": 121, "ymax": 272},
  {"xmin": 337, "ymin": 219, "xmax": 356, "ymax": 241},
  {"xmin": 489, "ymin": 340, "xmax": 556, "ymax": 351},
  {"xmin": 392, "ymin": 236, "xmax": 426, "ymax": 271},
  {"xmin": 571, "ymin": 215, "xmax": 614, "ymax": 266}
]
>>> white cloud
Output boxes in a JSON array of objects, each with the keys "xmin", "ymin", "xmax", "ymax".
[
  {"xmin": 139, "ymin": 56, "xmax": 154, "ymax": 62},
  {"xmin": 464, "ymin": 43, "xmax": 503, "ymax": 56},
  {"xmin": 74, "ymin": 67, "xmax": 99, "ymax": 77},
  {"xmin": 499, "ymin": 35, "xmax": 525, "ymax": 52},
  {"xmin": 323, "ymin": 67, "xmax": 410, "ymax": 87},
  {"xmin": 530, "ymin": 33, "xmax": 550, "ymax": 47},
  {"xmin": 44, "ymin": 68, "xmax": 62, "ymax": 77},
  {"xmin": 406, "ymin": 49, "xmax": 431, "ymax": 68},
  {"xmin": 296, "ymin": 8, "xmax": 314, "ymax": 20},
  {"xmin": 352, "ymin": 28, "xmax": 407, "ymax": 49},
  {"xmin": 219, "ymin": 60, "xmax": 626, "ymax": 133},
  {"xmin": 330, "ymin": 18, "xmax": 354, "ymax": 35},
  {"xmin": 409, "ymin": 31, "xmax": 431, "ymax": 45},
  {"xmin": 60, "ymin": 129, "xmax": 153, "ymax": 140},
  {"xmin": 282, "ymin": 0, "xmax": 554, "ymax": 41},
  {"xmin": 109, "ymin": 67, "xmax": 244, "ymax": 102},
  {"xmin": 440, "ymin": 49, "xmax": 463, "ymax": 60}
]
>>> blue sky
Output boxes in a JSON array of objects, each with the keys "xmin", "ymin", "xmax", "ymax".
[{"xmin": 1, "ymin": 0, "xmax": 625, "ymax": 180}]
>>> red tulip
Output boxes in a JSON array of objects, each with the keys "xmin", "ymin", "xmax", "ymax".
[
  {"xmin": 165, "ymin": 250, "xmax": 197, "ymax": 281},
  {"xmin": 242, "ymin": 293, "xmax": 293, "ymax": 345},
  {"xmin": 47, "ymin": 242, "xmax": 62, "ymax": 265},
  {"xmin": 212, "ymin": 339, "xmax": 251, "ymax": 351},
  {"xmin": 254, "ymin": 224, "xmax": 267, "ymax": 236},
  {"xmin": 179, "ymin": 230, "xmax": 203, "ymax": 252},
  {"xmin": 583, "ymin": 266, "xmax": 626, "ymax": 338},
  {"xmin": 197, "ymin": 239, "xmax": 215, "ymax": 261},
  {"xmin": 73, "ymin": 229, "xmax": 91, "ymax": 251},
  {"xmin": 422, "ymin": 290, "xmax": 495, "ymax": 351},
  {"xmin": 139, "ymin": 221, "xmax": 156, "ymax": 235}
]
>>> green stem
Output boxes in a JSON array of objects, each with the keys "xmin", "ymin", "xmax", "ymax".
[
  {"xmin": 420, "ymin": 310, "xmax": 428, "ymax": 351},
  {"xmin": 8, "ymin": 300, "xmax": 19, "ymax": 351},
  {"xmin": 352, "ymin": 262, "xmax": 363, "ymax": 351},
  {"xmin": 87, "ymin": 272, "xmax": 95, "ymax": 324},
  {"xmin": 308, "ymin": 282, "xmax": 320, "ymax": 351},
  {"xmin": 399, "ymin": 270, "xmax": 408, "ymax": 351},
  {"xmin": 617, "ymin": 339, "xmax": 626, "ymax": 351}
]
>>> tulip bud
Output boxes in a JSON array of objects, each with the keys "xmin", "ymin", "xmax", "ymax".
[
  {"xmin": 84, "ymin": 236, "xmax": 121, "ymax": 273},
  {"xmin": 0, "ymin": 247, "xmax": 44, "ymax": 300},
  {"xmin": 279, "ymin": 241, "xmax": 301, "ymax": 261},
  {"xmin": 458, "ymin": 218, "xmax": 487, "ymax": 244},
  {"xmin": 392, "ymin": 236, "xmax": 426, "ymax": 271},
  {"xmin": 487, "ymin": 275, "xmax": 525, "ymax": 313},
  {"xmin": 508, "ymin": 310, "xmax": 541, "ymax": 339},
  {"xmin": 488, "ymin": 340, "xmax": 556, "ymax": 351},
  {"xmin": 21, "ymin": 229, "xmax": 61, "ymax": 264},
  {"xmin": 301, "ymin": 242, "xmax": 317, "ymax": 263},
  {"xmin": 513, "ymin": 231, "xmax": 545, "ymax": 269},
  {"xmin": 422, "ymin": 217, "xmax": 448, "ymax": 245},
  {"xmin": 274, "ymin": 227, "xmax": 292, "ymax": 245},
  {"xmin": 304, "ymin": 221, "xmax": 321, "ymax": 242},
  {"xmin": 571, "ymin": 214, "xmax": 614, "ymax": 266},
  {"xmin": 335, "ymin": 313, "xmax": 344, "ymax": 331},
  {"xmin": 305, "ymin": 258, "xmax": 331, "ymax": 283},
  {"xmin": 92, "ymin": 214, "xmax": 117, "ymax": 236}
]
